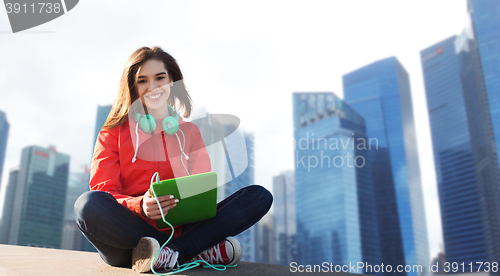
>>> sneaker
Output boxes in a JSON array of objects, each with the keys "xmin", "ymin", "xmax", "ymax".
[
  {"xmin": 189, "ymin": 236, "xmax": 242, "ymax": 266},
  {"xmin": 132, "ymin": 237, "xmax": 179, "ymax": 273}
]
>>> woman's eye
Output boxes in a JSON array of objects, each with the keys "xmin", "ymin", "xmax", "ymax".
[{"xmin": 137, "ymin": 76, "xmax": 164, "ymax": 84}]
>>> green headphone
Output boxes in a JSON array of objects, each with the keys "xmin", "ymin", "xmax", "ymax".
[{"xmin": 133, "ymin": 104, "xmax": 180, "ymax": 135}]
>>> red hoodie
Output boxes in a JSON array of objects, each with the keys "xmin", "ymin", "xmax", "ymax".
[{"xmin": 90, "ymin": 115, "xmax": 211, "ymax": 238}]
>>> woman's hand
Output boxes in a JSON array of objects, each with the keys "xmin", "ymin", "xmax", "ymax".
[{"xmin": 141, "ymin": 190, "xmax": 178, "ymax": 220}]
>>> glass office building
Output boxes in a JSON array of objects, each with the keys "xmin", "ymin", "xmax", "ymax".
[
  {"xmin": 469, "ymin": 0, "xmax": 500, "ymax": 167},
  {"xmin": 0, "ymin": 167, "xmax": 19, "ymax": 244},
  {"xmin": 255, "ymin": 213, "xmax": 273, "ymax": 264},
  {"xmin": 421, "ymin": 32, "xmax": 500, "ymax": 273},
  {"xmin": 469, "ymin": 1, "xmax": 500, "ymax": 269},
  {"xmin": 0, "ymin": 110, "xmax": 9, "ymax": 189},
  {"xmin": 8, "ymin": 145, "xmax": 70, "ymax": 248},
  {"xmin": 293, "ymin": 92, "xmax": 380, "ymax": 273},
  {"xmin": 92, "ymin": 105, "xmax": 112, "ymax": 152},
  {"xmin": 343, "ymin": 57, "xmax": 429, "ymax": 276},
  {"xmin": 222, "ymin": 128, "xmax": 254, "ymax": 202}
]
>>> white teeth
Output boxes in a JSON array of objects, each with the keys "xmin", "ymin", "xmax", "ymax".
[{"xmin": 148, "ymin": 93, "xmax": 161, "ymax": 99}]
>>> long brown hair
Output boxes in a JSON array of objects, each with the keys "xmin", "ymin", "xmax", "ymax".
[{"xmin": 103, "ymin": 46, "xmax": 193, "ymax": 129}]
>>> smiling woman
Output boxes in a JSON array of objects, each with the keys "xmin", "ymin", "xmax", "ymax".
[{"xmin": 73, "ymin": 46, "xmax": 273, "ymax": 274}]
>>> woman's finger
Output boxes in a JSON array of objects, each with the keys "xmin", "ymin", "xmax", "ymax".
[
  {"xmin": 158, "ymin": 195, "xmax": 174, "ymax": 201},
  {"xmin": 147, "ymin": 194, "xmax": 173, "ymax": 202},
  {"xmin": 146, "ymin": 200, "xmax": 176, "ymax": 215},
  {"xmin": 142, "ymin": 194, "xmax": 178, "ymax": 220},
  {"xmin": 161, "ymin": 204, "xmax": 176, "ymax": 214},
  {"xmin": 147, "ymin": 203, "xmax": 177, "ymax": 217},
  {"xmin": 144, "ymin": 195, "xmax": 173, "ymax": 204},
  {"xmin": 146, "ymin": 198, "xmax": 177, "ymax": 209}
]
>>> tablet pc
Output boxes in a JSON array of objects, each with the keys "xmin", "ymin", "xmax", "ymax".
[{"xmin": 150, "ymin": 171, "xmax": 217, "ymax": 229}]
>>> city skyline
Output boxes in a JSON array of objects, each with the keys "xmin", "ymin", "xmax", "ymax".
[{"xmin": 0, "ymin": 0, "xmax": 471, "ymax": 259}]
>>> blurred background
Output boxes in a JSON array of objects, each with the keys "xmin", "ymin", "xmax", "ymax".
[{"xmin": 1, "ymin": 0, "xmax": 499, "ymax": 275}]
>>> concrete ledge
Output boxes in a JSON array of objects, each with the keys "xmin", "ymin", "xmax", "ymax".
[{"xmin": 0, "ymin": 245, "xmax": 361, "ymax": 275}]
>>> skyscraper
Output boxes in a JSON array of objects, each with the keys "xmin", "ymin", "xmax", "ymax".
[
  {"xmin": 8, "ymin": 145, "xmax": 70, "ymax": 248},
  {"xmin": 468, "ymin": 0, "xmax": 500, "ymax": 167},
  {"xmin": 256, "ymin": 213, "xmax": 273, "ymax": 264},
  {"xmin": 273, "ymin": 170, "xmax": 297, "ymax": 266},
  {"xmin": 221, "ymin": 129, "xmax": 254, "ymax": 199},
  {"xmin": 0, "ymin": 110, "xmax": 10, "ymax": 189},
  {"xmin": 421, "ymin": 31, "xmax": 500, "ymax": 273},
  {"xmin": 292, "ymin": 92, "xmax": 380, "ymax": 272},
  {"xmin": 0, "ymin": 167, "xmax": 19, "ymax": 244},
  {"xmin": 92, "ymin": 105, "xmax": 112, "ymax": 152},
  {"xmin": 469, "ymin": 1, "xmax": 500, "ymax": 269},
  {"xmin": 343, "ymin": 57, "xmax": 429, "ymax": 276}
]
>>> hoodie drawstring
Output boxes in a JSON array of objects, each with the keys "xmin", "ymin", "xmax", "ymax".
[
  {"xmin": 132, "ymin": 121, "xmax": 139, "ymax": 163},
  {"xmin": 176, "ymin": 129, "xmax": 190, "ymax": 176}
]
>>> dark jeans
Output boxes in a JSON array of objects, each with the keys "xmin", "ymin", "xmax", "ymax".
[{"xmin": 74, "ymin": 185, "xmax": 273, "ymax": 267}]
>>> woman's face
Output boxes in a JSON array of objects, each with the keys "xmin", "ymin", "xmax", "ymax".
[{"xmin": 136, "ymin": 59, "xmax": 172, "ymax": 111}]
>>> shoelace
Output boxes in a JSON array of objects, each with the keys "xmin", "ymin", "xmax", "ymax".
[
  {"xmin": 194, "ymin": 243, "xmax": 226, "ymax": 264},
  {"xmin": 154, "ymin": 247, "xmax": 180, "ymax": 271}
]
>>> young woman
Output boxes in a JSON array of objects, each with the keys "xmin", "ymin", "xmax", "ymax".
[{"xmin": 74, "ymin": 46, "xmax": 273, "ymax": 273}]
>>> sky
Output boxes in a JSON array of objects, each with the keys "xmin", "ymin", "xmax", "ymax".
[{"xmin": 0, "ymin": 0, "xmax": 469, "ymax": 259}]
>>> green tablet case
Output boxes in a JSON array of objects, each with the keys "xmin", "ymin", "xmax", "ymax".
[{"xmin": 150, "ymin": 172, "xmax": 217, "ymax": 229}]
